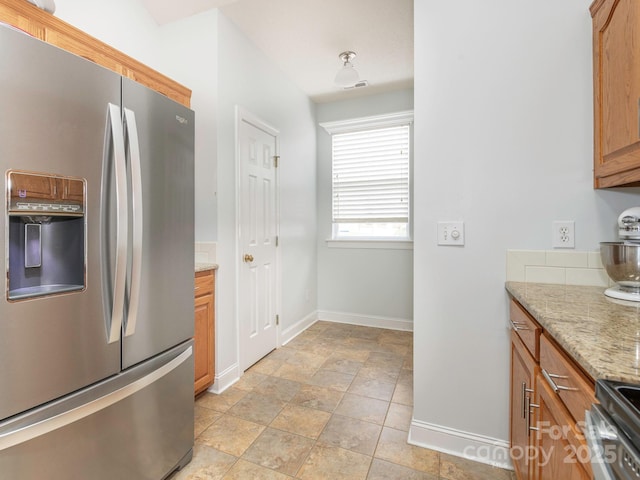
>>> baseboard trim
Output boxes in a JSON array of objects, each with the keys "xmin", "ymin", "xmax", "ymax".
[
  {"xmin": 317, "ymin": 310, "xmax": 413, "ymax": 331},
  {"xmin": 408, "ymin": 419, "xmax": 513, "ymax": 470},
  {"xmin": 210, "ymin": 362, "xmax": 240, "ymax": 394},
  {"xmin": 281, "ymin": 310, "xmax": 319, "ymax": 346}
]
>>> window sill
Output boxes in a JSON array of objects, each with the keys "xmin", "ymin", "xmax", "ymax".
[{"xmin": 326, "ymin": 239, "xmax": 414, "ymax": 250}]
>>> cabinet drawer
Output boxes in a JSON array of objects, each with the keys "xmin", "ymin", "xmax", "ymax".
[
  {"xmin": 195, "ymin": 270, "xmax": 214, "ymax": 297},
  {"xmin": 510, "ymin": 300, "xmax": 541, "ymax": 361},
  {"xmin": 540, "ymin": 334, "xmax": 595, "ymax": 426}
]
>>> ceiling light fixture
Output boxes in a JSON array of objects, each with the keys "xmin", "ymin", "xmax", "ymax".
[{"xmin": 334, "ymin": 51, "xmax": 360, "ymax": 88}]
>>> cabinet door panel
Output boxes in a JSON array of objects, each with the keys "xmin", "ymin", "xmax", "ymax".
[
  {"xmin": 534, "ymin": 377, "xmax": 591, "ymax": 480},
  {"xmin": 194, "ymin": 292, "xmax": 214, "ymax": 395},
  {"xmin": 593, "ymin": 0, "xmax": 640, "ymax": 186},
  {"xmin": 511, "ymin": 332, "xmax": 538, "ymax": 480},
  {"xmin": 600, "ymin": 0, "xmax": 640, "ymax": 158},
  {"xmin": 194, "ymin": 270, "xmax": 215, "ymax": 396}
]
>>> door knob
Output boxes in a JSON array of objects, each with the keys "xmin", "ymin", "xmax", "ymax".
[{"xmin": 243, "ymin": 254, "xmax": 254, "ymax": 263}]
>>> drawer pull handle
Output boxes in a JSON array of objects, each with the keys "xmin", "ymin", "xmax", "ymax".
[
  {"xmin": 510, "ymin": 320, "xmax": 530, "ymax": 331},
  {"xmin": 542, "ymin": 369, "xmax": 578, "ymax": 393}
]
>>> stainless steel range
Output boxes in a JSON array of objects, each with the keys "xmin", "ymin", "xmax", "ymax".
[{"xmin": 586, "ymin": 380, "xmax": 640, "ymax": 479}]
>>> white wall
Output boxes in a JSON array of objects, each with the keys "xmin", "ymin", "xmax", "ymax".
[
  {"xmin": 54, "ymin": 0, "xmax": 160, "ymax": 69},
  {"xmin": 215, "ymin": 13, "xmax": 318, "ymax": 387},
  {"xmin": 316, "ymin": 90, "xmax": 414, "ymax": 325},
  {"xmin": 412, "ymin": 0, "xmax": 640, "ymax": 465}
]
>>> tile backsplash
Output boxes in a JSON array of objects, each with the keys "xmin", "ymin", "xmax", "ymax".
[
  {"xmin": 506, "ymin": 250, "xmax": 612, "ymax": 287},
  {"xmin": 195, "ymin": 242, "xmax": 217, "ymax": 264}
]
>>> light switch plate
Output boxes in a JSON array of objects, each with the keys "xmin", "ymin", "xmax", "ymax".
[{"xmin": 437, "ymin": 221, "xmax": 464, "ymax": 246}]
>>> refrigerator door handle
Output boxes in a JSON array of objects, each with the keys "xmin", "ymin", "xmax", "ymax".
[
  {"xmin": 123, "ymin": 108, "xmax": 142, "ymax": 338},
  {"xmin": 0, "ymin": 346, "xmax": 193, "ymax": 451},
  {"xmin": 102, "ymin": 103, "xmax": 128, "ymax": 344}
]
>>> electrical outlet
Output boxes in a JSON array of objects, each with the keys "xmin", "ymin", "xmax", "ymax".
[{"xmin": 552, "ymin": 221, "xmax": 575, "ymax": 248}]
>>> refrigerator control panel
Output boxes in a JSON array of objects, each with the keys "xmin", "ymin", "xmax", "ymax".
[{"xmin": 7, "ymin": 171, "xmax": 84, "ymax": 216}]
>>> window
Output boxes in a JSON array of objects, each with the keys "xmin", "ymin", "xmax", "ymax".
[{"xmin": 321, "ymin": 111, "xmax": 413, "ymax": 242}]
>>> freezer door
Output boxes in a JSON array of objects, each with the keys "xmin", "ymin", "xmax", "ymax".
[
  {"xmin": 0, "ymin": 26, "xmax": 121, "ymax": 419},
  {"xmin": 0, "ymin": 341, "xmax": 194, "ymax": 480},
  {"xmin": 121, "ymin": 78, "xmax": 195, "ymax": 369}
]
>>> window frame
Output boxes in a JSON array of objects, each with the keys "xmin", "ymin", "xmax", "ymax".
[{"xmin": 321, "ymin": 110, "xmax": 414, "ymax": 247}]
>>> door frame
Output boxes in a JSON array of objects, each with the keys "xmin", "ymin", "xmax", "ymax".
[{"xmin": 234, "ymin": 106, "xmax": 282, "ymax": 371}]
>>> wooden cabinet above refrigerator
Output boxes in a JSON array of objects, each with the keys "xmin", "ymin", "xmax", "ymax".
[
  {"xmin": 591, "ymin": 0, "xmax": 640, "ymax": 188},
  {"xmin": 0, "ymin": 0, "xmax": 191, "ymax": 108}
]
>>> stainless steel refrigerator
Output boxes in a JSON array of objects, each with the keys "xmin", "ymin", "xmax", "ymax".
[{"xmin": 0, "ymin": 24, "xmax": 195, "ymax": 479}]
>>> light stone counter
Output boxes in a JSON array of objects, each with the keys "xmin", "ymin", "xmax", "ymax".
[
  {"xmin": 195, "ymin": 262, "xmax": 218, "ymax": 273},
  {"xmin": 506, "ymin": 281, "xmax": 640, "ymax": 384}
]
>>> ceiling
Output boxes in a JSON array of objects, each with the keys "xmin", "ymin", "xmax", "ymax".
[{"xmin": 139, "ymin": 0, "xmax": 414, "ymax": 103}]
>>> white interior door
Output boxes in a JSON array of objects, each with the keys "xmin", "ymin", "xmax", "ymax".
[{"xmin": 238, "ymin": 110, "xmax": 279, "ymax": 371}]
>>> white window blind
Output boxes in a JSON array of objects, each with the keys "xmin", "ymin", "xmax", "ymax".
[{"xmin": 332, "ymin": 125, "xmax": 410, "ymax": 224}]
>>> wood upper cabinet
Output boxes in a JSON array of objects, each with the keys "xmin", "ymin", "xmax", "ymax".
[
  {"xmin": 591, "ymin": 0, "xmax": 640, "ymax": 187},
  {"xmin": 0, "ymin": 0, "xmax": 191, "ymax": 107},
  {"xmin": 194, "ymin": 269, "xmax": 215, "ymax": 396}
]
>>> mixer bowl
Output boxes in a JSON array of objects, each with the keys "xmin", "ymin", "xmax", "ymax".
[{"xmin": 601, "ymin": 242, "xmax": 640, "ymax": 290}]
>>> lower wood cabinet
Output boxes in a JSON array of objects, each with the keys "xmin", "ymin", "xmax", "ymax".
[
  {"xmin": 510, "ymin": 331, "xmax": 538, "ymax": 480},
  {"xmin": 534, "ymin": 375, "xmax": 591, "ymax": 480},
  {"xmin": 194, "ymin": 269, "xmax": 215, "ymax": 396},
  {"xmin": 509, "ymin": 300, "xmax": 595, "ymax": 480}
]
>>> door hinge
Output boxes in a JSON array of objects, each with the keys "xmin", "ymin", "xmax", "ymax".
[
  {"xmin": 276, "ymin": 314, "xmax": 280, "ymax": 326},
  {"xmin": 273, "ymin": 155, "xmax": 280, "ymax": 168},
  {"xmin": 276, "ymin": 235, "xmax": 279, "ymax": 247}
]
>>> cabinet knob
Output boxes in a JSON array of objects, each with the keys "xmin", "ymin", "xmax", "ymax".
[{"xmin": 243, "ymin": 254, "xmax": 254, "ymax": 263}]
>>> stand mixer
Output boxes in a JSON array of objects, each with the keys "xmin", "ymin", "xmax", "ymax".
[{"xmin": 601, "ymin": 207, "xmax": 640, "ymax": 302}]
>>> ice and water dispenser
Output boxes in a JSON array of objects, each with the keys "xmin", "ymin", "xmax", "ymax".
[{"xmin": 6, "ymin": 171, "xmax": 86, "ymax": 300}]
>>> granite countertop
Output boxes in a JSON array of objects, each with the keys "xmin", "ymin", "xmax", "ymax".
[
  {"xmin": 195, "ymin": 262, "xmax": 218, "ymax": 273},
  {"xmin": 506, "ymin": 281, "xmax": 640, "ymax": 384}
]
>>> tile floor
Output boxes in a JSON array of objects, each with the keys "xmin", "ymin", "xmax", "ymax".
[{"xmin": 171, "ymin": 321, "xmax": 515, "ymax": 480}]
